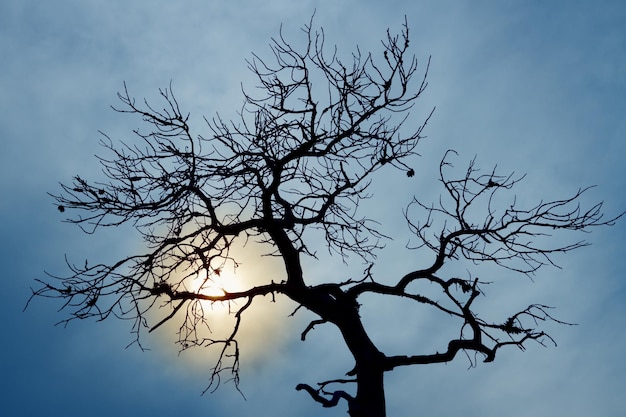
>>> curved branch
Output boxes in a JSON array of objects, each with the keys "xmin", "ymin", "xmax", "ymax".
[
  {"xmin": 406, "ymin": 151, "xmax": 623, "ymax": 277},
  {"xmin": 296, "ymin": 383, "xmax": 354, "ymax": 408}
]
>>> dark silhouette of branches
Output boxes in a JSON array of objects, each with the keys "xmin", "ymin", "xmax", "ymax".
[{"xmin": 27, "ymin": 16, "xmax": 622, "ymax": 417}]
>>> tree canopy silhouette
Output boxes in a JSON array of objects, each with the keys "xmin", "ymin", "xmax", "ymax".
[{"xmin": 28, "ymin": 17, "xmax": 621, "ymax": 417}]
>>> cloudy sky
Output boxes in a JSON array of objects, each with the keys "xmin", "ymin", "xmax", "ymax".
[{"xmin": 2, "ymin": 1, "xmax": 625, "ymax": 416}]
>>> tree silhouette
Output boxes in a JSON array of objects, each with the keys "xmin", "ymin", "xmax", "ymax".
[{"xmin": 28, "ymin": 17, "xmax": 621, "ymax": 417}]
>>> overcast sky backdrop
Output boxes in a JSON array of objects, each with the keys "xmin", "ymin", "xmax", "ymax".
[{"xmin": 2, "ymin": 1, "xmax": 625, "ymax": 416}]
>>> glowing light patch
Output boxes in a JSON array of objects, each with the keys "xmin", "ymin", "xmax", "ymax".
[{"xmin": 147, "ymin": 244, "xmax": 297, "ymax": 377}]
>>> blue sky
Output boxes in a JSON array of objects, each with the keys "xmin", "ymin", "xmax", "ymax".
[{"xmin": 2, "ymin": 1, "xmax": 625, "ymax": 416}]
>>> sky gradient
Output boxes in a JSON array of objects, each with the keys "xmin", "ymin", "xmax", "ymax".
[{"xmin": 2, "ymin": 1, "xmax": 625, "ymax": 416}]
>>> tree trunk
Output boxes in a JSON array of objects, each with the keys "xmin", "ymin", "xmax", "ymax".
[
  {"xmin": 279, "ymin": 251, "xmax": 388, "ymax": 416},
  {"xmin": 349, "ymin": 366, "xmax": 386, "ymax": 417},
  {"xmin": 334, "ymin": 308, "xmax": 387, "ymax": 417}
]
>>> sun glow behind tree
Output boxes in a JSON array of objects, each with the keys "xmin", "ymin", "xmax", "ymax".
[{"xmin": 147, "ymin": 242, "xmax": 296, "ymax": 386}]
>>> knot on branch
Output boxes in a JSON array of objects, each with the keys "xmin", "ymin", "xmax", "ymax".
[
  {"xmin": 502, "ymin": 316, "xmax": 525, "ymax": 334},
  {"xmin": 150, "ymin": 282, "xmax": 174, "ymax": 297}
]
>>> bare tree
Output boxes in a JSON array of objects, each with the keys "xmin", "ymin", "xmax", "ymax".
[{"xmin": 28, "ymin": 17, "xmax": 621, "ymax": 417}]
